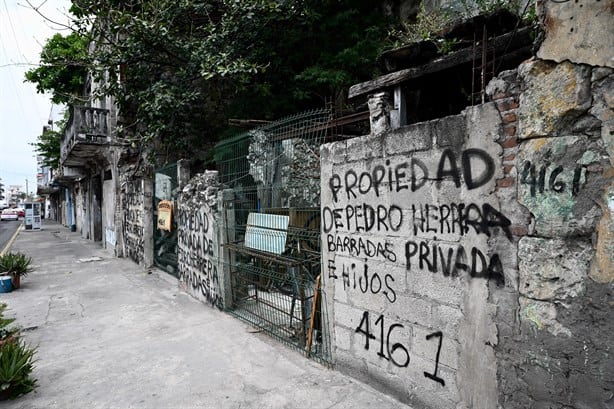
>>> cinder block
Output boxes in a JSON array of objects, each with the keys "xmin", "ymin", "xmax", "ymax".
[
  {"xmin": 435, "ymin": 114, "xmax": 466, "ymax": 148},
  {"xmin": 331, "ymin": 275, "xmax": 347, "ymax": 304},
  {"xmin": 384, "ymin": 121, "xmax": 433, "ymax": 155},
  {"xmin": 364, "ymin": 361, "xmax": 411, "ymax": 403},
  {"xmin": 349, "ymin": 287, "xmax": 391, "ymax": 314},
  {"xmin": 333, "ymin": 301, "xmax": 363, "ymax": 330},
  {"xmin": 326, "ymin": 140, "xmax": 347, "ymax": 165},
  {"xmin": 353, "ymin": 334, "xmax": 393, "ymax": 371},
  {"xmin": 346, "ymin": 134, "xmax": 384, "ymax": 162},
  {"xmin": 404, "ymin": 354, "xmax": 459, "ymax": 407},
  {"xmin": 387, "ymin": 294, "xmax": 433, "ymax": 327},
  {"xmin": 411, "ymin": 325, "xmax": 459, "ymax": 370},
  {"xmin": 334, "ymin": 325, "xmax": 353, "ymax": 352},
  {"xmin": 405, "ymin": 267, "xmax": 465, "ymax": 308},
  {"xmin": 335, "ymin": 349, "xmax": 369, "ymax": 381},
  {"xmin": 432, "ymin": 304, "xmax": 464, "ymax": 339}
]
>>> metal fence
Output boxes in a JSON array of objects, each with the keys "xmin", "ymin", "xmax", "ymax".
[
  {"xmin": 153, "ymin": 162, "xmax": 178, "ymax": 276},
  {"xmin": 215, "ymin": 108, "xmax": 334, "ymax": 364}
]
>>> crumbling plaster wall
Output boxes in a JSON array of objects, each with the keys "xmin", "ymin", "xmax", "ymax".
[
  {"xmin": 487, "ymin": 0, "xmax": 614, "ymax": 406},
  {"xmin": 120, "ymin": 171, "xmax": 154, "ymax": 267},
  {"xmin": 486, "ymin": 59, "xmax": 614, "ymax": 407},
  {"xmin": 176, "ymin": 171, "xmax": 222, "ymax": 307}
]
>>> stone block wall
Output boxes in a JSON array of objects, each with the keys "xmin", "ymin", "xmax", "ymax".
[
  {"xmin": 321, "ymin": 59, "xmax": 613, "ymax": 409},
  {"xmin": 176, "ymin": 171, "xmax": 222, "ymax": 307},
  {"xmin": 489, "ymin": 57, "xmax": 614, "ymax": 409}
]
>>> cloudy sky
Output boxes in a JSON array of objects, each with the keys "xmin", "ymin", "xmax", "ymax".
[{"xmin": 0, "ymin": 0, "xmax": 72, "ymax": 195}]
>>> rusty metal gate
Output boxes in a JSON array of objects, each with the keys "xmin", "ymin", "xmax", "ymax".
[
  {"xmin": 216, "ymin": 108, "xmax": 337, "ymax": 364},
  {"xmin": 153, "ymin": 162, "xmax": 178, "ymax": 276}
]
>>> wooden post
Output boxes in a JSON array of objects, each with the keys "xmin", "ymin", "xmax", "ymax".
[{"xmin": 306, "ymin": 274, "xmax": 321, "ymax": 357}]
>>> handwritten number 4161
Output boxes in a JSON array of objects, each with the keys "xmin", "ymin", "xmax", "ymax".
[{"xmin": 355, "ymin": 311, "xmax": 445, "ymax": 386}]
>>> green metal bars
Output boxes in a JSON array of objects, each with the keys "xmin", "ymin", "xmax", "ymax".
[
  {"xmin": 216, "ymin": 108, "xmax": 333, "ymax": 365},
  {"xmin": 153, "ymin": 162, "xmax": 179, "ymax": 276}
]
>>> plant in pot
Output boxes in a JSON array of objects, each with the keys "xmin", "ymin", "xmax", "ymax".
[{"xmin": 0, "ymin": 253, "xmax": 33, "ymax": 290}]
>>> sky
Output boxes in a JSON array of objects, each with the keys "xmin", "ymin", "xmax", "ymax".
[{"xmin": 0, "ymin": 0, "xmax": 72, "ymax": 196}]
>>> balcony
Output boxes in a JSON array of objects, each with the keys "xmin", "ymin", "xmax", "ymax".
[
  {"xmin": 52, "ymin": 165, "xmax": 86, "ymax": 185},
  {"xmin": 60, "ymin": 106, "xmax": 110, "ymax": 167}
]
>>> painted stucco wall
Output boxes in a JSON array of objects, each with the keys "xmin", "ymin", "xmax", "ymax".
[{"xmin": 102, "ymin": 174, "xmax": 116, "ymax": 250}]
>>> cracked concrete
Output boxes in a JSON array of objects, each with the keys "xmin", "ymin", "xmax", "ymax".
[{"xmin": 0, "ymin": 221, "xmax": 411, "ymax": 409}]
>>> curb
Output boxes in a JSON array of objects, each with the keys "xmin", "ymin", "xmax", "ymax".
[{"xmin": 1, "ymin": 223, "xmax": 22, "ymax": 256}]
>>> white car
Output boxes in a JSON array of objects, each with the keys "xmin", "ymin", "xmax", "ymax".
[{"xmin": 0, "ymin": 209, "xmax": 19, "ymax": 221}]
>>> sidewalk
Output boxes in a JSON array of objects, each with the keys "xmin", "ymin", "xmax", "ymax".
[{"xmin": 0, "ymin": 221, "xmax": 409, "ymax": 409}]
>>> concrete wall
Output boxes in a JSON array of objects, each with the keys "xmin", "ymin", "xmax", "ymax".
[
  {"xmin": 176, "ymin": 171, "xmax": 222, "ymax": 307},
  {"xmin": 321, "ymin": 103, "xmax": 512, "ymax": 408},
  {"xmin": 320, "ymin": 1, "xmax": 613, "ymax": 407},
  {"xmin": 102, "ymin": 170, "xmax": 116, "ymax": 250}
]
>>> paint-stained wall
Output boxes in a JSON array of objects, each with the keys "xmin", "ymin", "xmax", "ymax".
[
  {"xmin": 176, "ymin": 171, "xmax": 221, "ymax": 307},
  {"xmin": 122, "ymin": 178, "xmax": 147, "ymax": 265},
  {"xmin": 321, "ymin": 103, "xmax": 516, "ymax": 408}
]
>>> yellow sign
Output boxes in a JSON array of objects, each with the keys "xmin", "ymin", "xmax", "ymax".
[{"xmin": 157, "ymin": 200, "xmax": 173, "ymax": 231}]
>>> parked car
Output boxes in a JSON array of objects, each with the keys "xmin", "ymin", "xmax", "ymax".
[
  {"xmin": 0, "ymin": 209, "xmax": 19, "ymax": 221},
  {"xmin": 14, "ymin": 208, "xmax": 25, "ymax": 218}
]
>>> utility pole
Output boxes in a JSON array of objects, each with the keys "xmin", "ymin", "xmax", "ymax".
[{"xmin": 25, "ymin": 179, "xmax": 29, "ymax": 201}]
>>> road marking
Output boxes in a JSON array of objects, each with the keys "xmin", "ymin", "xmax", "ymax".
[{"xmin": 1, "ymin": 223, "xmax": 22, "ymax": 256}]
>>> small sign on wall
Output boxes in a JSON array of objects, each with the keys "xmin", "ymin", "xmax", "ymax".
[{"xmin": 157, "ymin": 200, "xmax": 173, "ymax": 231}]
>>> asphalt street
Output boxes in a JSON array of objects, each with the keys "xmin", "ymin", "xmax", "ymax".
[{"xmin": 0, "ymin": 219, "xmax": 21, "ymax": 254}]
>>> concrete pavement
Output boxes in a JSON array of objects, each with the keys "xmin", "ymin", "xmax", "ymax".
[{"xmin": 0, "ymin": 221, "xmax": 409, "ymax": 409}]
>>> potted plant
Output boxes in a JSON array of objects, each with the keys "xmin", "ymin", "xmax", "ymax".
[{"xmin": 0, "ymin": 253, "xmax": 33, "ymax": 290}]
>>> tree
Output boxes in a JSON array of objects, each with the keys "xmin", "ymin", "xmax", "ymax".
[
  {"xmin": 26, "ymin": 1, "xmax": 395, "ymax": 164},
  {"xmin": 24, "ymin": 32, "xmax": 89, "ymax": 105},
  {"xmin": 31, "ymin": 122, "xmax": 64, "ymax": 171}
]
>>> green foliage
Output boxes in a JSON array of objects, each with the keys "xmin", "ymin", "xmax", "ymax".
[
  {"xmin": 0, "ymin": 303, "xmax": 37, "ymax": 401},
  {"xmin": 457, "ymin": 0, "xmax": 522, "ymax": 16},
  {"xmin": 27, "ymin": 1, "xmax": 392, "ymax": 164},
  {"xmin": 0, "ymin": 305, "xmax": 17, "ymax": 341},
  {"xmin": 24, "ymin": 33, "xmax": 89, "ymax": 105},
  {"xmin": 389, "ymin": 3, "xmax": 453, "ymax": 46},
  {"xmin": 0, "ymin": 339, "xmax": 37, "ymax": 400},
  {"xmin": 31, "ymin": 118, "xmax": 66, "ymax": 170},
  {"xmin": 389, "ymin": 0, "xmax": 530, "ymax": 51},
  {"xmin": 223, "ymin": 0, "xmax": 389, "ymax": 123},
  {"xmin": 0, "ymin": 253, "xmax": 33, "ymax": 278}
]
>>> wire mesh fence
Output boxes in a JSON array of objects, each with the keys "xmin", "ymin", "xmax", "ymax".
[{"xmin": 215, "ymin": 108, "xmax": 334, "ymax": 364}]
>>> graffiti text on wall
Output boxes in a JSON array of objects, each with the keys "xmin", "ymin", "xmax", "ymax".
[
  {"xmin": 355, "ymin": 311, "xmax": 446, "ymax": 386},
  {"xmin": 328, "ymin": 149, "xmax": 496, "ymax": 203},
  {"xmin": 323, "ymin": 202, "xmax": 512, "ymax": 241},
  {"xmin": 123, "ymin": 181, "xmax": 144, "ymax": 264},
  {"xmin": 328, "ymin": 260, "xmax": 397, "ymax": 303},
  {"xmin": 521, "ymin": 161, "xmax": 586, "ymax": 197},
  {"xmin": 177, "ymin": 208, "xmax": 219, "ymax": 306}
]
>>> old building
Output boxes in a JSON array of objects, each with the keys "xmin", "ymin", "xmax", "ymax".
[{"xmin": 36, "ymin": 1, "xmax": 612, "ymax": 408}]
